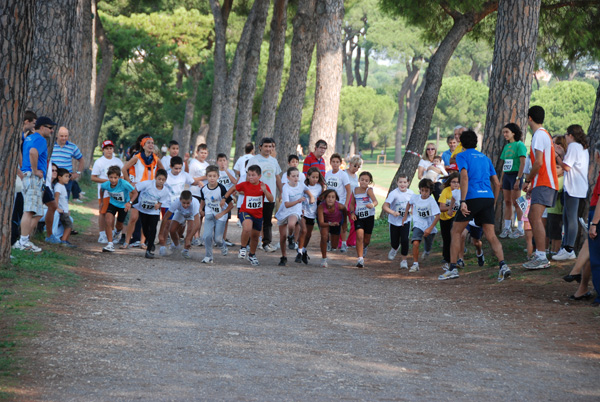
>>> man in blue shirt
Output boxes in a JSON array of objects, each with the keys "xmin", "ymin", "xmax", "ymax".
[
  {"xmin": 52, "ymin": 126, "xmax": 84, "ymax": 201},
  {"xmin": 15, "ymin": 116, "xmax": 55, "ymax": 252},
  {"xmin": 441, "ymin": 135, "xmax": 457, "ymax": 166},
  {"xmin": 438, "ymin": 130, "xmax": 511, "ymax": 282}
]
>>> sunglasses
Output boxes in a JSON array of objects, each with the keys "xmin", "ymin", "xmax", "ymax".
[
  {"xmin": 44, "ymin": 125, "xmax": 55, "ymax": 130},
  {"xmin": 427, "ymin": 148, "xmax": 435, "ymax": 151}
]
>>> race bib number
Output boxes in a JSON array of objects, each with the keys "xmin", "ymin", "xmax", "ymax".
[
  {"xmin": 218, "ymin": 177, "xmax": 231, "ymax": 186},
  {"xmin": 246, "ymin": 196, "xmax": 263, "ymax": 209},
  {"xmin": 396, "ymin": 201, "xmax": 407, "ymax": 217},
  {"xmin": 208, "ymin": 201, "xmax": 221, "ymax": 214},
  {"xmin": 417, "ymin": 207, "xmax": 431, "ymax": 218},
  {"xmin": 109, "ymin": 191, "xmax": 125, "ymax": 202},
  {"xmin": 356, "ymin": 208, "xmax": 370, "ymax": 219},
  {"xmin": 141, "ymin": 200, "xmax": 155, "ymax": 210},
  {"xmin": 327, "ymin": 178, "xmax": 340, "ymax": 189},
  {"xmin": 503, "ymin": 159, "xmax": 514, "ymax": 172},
  {"xmin": 517, "ymin": 196, "xmax": 528, "ymax": 213}
]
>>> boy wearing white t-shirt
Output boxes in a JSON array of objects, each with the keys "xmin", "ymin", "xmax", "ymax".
[
  {"xmin": 281, "ymin": 154, "xmax": 305, "ymax": 248},
  {"xmin": 325, "ymin": 153, "xmax": 351, "ymax": 252},
  {"xmin": 217, "ymin": 153, "xmax": 237, "ymax": 246},
  {"xmin": 163, "ymin": 191, "xmax": 201, "ymax": 259},
  {"xmin": 161, "ymin": 140, "xmax": 179, "ymax": 172},
  {"xmin": 187, "ymin": 143, "xmax": 210, "ymax": 245},
  {"xmin": 382, "ymin": 174, "xmax": 414, "ymax": 269}
]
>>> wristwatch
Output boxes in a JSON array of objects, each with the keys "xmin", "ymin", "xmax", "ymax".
[{"xmin": 591, "ymin": 222, "xmax": 598, "ymax": 226}]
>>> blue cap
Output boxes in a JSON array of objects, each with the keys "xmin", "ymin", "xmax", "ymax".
[{"xmin": 35, "ymin": 116, "xmax": 57, "ymax": 129}]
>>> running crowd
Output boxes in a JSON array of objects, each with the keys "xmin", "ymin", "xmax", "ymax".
[{"xmin": 11, "ymin": 106, "xmax": 600, "ymax": 306}]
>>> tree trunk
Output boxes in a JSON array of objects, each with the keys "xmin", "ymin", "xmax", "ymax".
[
  {"xmin": 354, "ymin": 45, "xmax": 363, "ymax": 87},
  {"xmin": 343, "ymin": 35, "xmax": 355, "ymax": 86},
  {"xmin": 308, "ymin": 0, "xmax": 344, "ymax": 168},
  {"xmin": 0, "ymin": 0, "xmax": 35, "ymax": 264},
  {"xmin": 405, "ymin": 77, "xmax": 425, "ymax": 147},
  {"xmin": 251, "ymin": 0, "xmax": 288, "ymax": 159},
  {"xmin": 215, "ymin": 0, "xmax": 270, "ymax": 157},
  {"xmin": 394, "ymin": 61, "xmax": 420, "ymax": 163},
  {"xmin": 273, "ymin": 0, "xmax": 318, "ymax": 169},
  {"xmin": 192, "ymin": 116, "xmax": 210, "ymax": 152},
  {"xmin": 179, "ymin": 65, "xmax": 203, "ymax": 156},
  {"xmin": 386, "ymin": 3, "xmax": 498, "ymax": 198},
  {"xmin": 362, "ymin": 46, "xmax": 369, "ymax": 87},
  {"xmin": 482, "ymin": 0, "xmax": 541, "ymax": 231}
]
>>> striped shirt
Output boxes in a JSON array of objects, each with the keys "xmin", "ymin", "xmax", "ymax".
[
  {"xmin": 302, "ymin": 152, "xmax": 326, "ymax": 175},
  {"xmin": 52, "ymin": 141, "xmax": 83, "ymax": 172}
]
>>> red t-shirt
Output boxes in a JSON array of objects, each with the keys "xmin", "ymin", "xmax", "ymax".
[
  {"xmin": 302, "ymin": 152, "xmax": 326, "ymax": 175},
  {"xmin": 236, "ymin": 181, "xmax": 271, "ymax": 218},
  {"xmin": 591, "ymin": 171, "xmax": 600, "ymax": 207}
]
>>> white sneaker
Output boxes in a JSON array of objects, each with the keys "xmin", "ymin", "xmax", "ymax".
[
  {"xmin": 499, "ymin": 227, "xmax": 511, "ymax": 238},
  {"xmin": 363, "ymin": 246, "xmax": 368, "ymax": 257},
  {"xmin": 257, "ymin": 243, "xmax": 264, "ymax": 251},
  {"xmin": 321, "ymin": 258, "xmax": 328, "ymax": 268},
  {"xmin": 201, "ymin": 257, "xmax": 213, "ymax": 264},
  {"xmin": 159, "ymin": 246, "xmax": 167, "ymax": 256},
  {"xmin": 112, "ymin": 230, "xmax": 121, "ymax": 241},
  {"xmin": 388, "ymin": 248, "xmax": 398, "ymax": 261},
  {"xmin": 356, "ymin": 257, "xmax": 364, "ymax": 268},
  {"xmin": 238, "ymin": 248, "xmax": 247, "ymax": 259},
  {"xmin": 15, "ymin": 240, "xmax": 42, "ymax": 253},
  {"xmin": 248, "ymin": 255, "xmax": 260, "ymax": 266},
  {"xmin": 130, "ymin": 241, "xmax": 141, "ymax": 248},
  {"xmin": 182, "ymin": 249, "xmax": 190, "ymax": 259},
  {"xmin": 169, "ymin": 244, "xmax": 181, "ymax": 252},
  {"xmin": 98, "ymin": 232, "xmax": 108, "ymax": 244},
  {"xmin": 264, "ymin": 244, "xmax": 277, "ymax": 253},
  {"xmin": 191, "ymin": 238, "xmax": 201, "ymax": 246},
  {"xmin": 409, "ymin": 262, "xmax": 419, "ymax": 273},
  {"xmin": 221, "ymin": 247, "xmax": 228, "ymax": 256},
  {"xmin": 340, "ymin": 243, "xmax": 348, "ymax": 253},
  {"xmin": 509, "ymin": 228, "xmax": 525, "ymax": 239},
  {"xmin": 441, "ymin": 262, "xmax": 450, "ymax": 271},
  {"xmin": 523, "ymin": 255, "xmax": 550, "ymax": 270},
  {"xmin": 438, "ymin": 268, "xmax": 459, "ymax": 280},
  {"xmin": 102, "ymin": 243, "xmax": 115, "ymax": 253},
  {"xmin": 400, "ymin": 260, "xmax": 408, "ymax": 270},
  {"xmin": 552, "ymin": 248, "xmax": 576, "ymax": 261}
]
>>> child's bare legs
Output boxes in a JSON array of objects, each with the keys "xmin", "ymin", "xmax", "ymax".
[
  {"xmin": 551, "ymin": 239, "xmax": 561, "ymax": 253},
  {"xmin": 459, "ymin": 229, "xmax": 468, "ymax": 260},
  {"xmin": 356, "ymin": 228, "xmax": 365, "ymax": 258},
  {"xmin": 364, "ymin": 233, "xmax": 371, "ymax": 250},
  {"xmin": 569, "ymin": 239, "xmax": 589, "ymax": 276},
  {"xmin": 525, "ymin": 229, "xmax": 533, "ymax": 258},
  {"xmin": 279, "ymin": 224, "xmax": 288, "ymax": 258},
  {"xmin": 123, "ymin": 208, "xmax": 139, "ymax": 246},
  {"xmin": 319, "ymin": 227, "xmax": 335, "ymax": 258},
  {"xmin": 61, "ymin": 226, "xmax": 72, "ymax": 242},
  {"xmin": 170, "ymin": 221, "xmax": 182, "ymax": 247},
  {"xmin": 184, "ymin": 220, "xmax": 197, "ymax": 250},
  {"xmin": 573, "ymin": 261, "xmax": 592, "ymax": 297},
  {"xmin": 223, "ymin": 217, "xmax": 230, "ymax": 241},
  {"xmin": 412, "ymin": 240, "xmax": 420, "ymax": 264},
  {"xmin": 105, "ymin": 213, "xmax": 115, "ymax": 243},
  {"xmin": 158, "ymin": 218, "xmax": 169, "ymax": 246},
  {"xmin": 292, "ymin": 221, "xmax": 300, "ymax": 242},
  {"xmin": 298, "ymin": 221, "xmax": 313, "ymax": 250},
  {"xmin": 472, "ymin": 238, "xmax": 483, "ymax": 255},
  {"xmin": 249, "ymin": 229, "xmax": 260, "ymax": 254}
]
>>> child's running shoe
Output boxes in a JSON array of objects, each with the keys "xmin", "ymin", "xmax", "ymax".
[
  {"xmin": 102, "ymin": 243, "xmax": 115, "ymax": 253},
  {"xmin": 287, "ymin": 236, "xmax": 295, "ymax": 250},
  {"xmin": 400, "ymin": 260, "xmax": 408, "ymax": 270},
  {"xmin": 409, "ymin": 262, "xmax": 419, "ymax": 273},
  {"xmin": 238, "ymin": 248, "xmax": 247, "ymax": 259},
  {"xmin": 340, "ymin": 242, "xmax": 348, "ymax": 253},
  {"xmin": 457, "ymin": 258, "xmax": 465, "ymax": 268},
  {"xmin": 278, "ymin": 256, "xmax": 287, "ymax": 266},
  {"xmin": 61, "ymin": 240, "xmax": 77, "ymax": 248},
  {"xmin": 201, "ymin": 257, "xmax": 213, "ymax": 264},
  {"xmin": 182, "ymin": 249, "xmax": 190, "ymax": 259},
  {"xmin": 224, "ymin": 239, "xmax": 235, "ymax": 247},
  {"xmin": 159, "ymin": 246, "xmax": 167, "ymax": 256},
  {"xmin": 221, "ymin": 246, "xmax": 228, "ymax": 256},
  {"xmin": 145, "ymin": 250, "xmax": 154, "ymax": 259},
  {"xmin": 509, "ymin": 228, "xmax": 524, "ymax": 238},
  {"xmin": 477, "ymin": 253, "xmax": 485, "ymax": 267},
  {"xmin": 302, "ymin": 250, "xmax": 310, "ymax": 265},
  {"xmin": 388, "ymin": 247, "xmax": 398, "ymax": 261},
  {"xmin": 438, "ymin": 268, "xmax": 459, "ymax": 280},
  {"xmin": 497, "ymin": 263, "xmax": 511, "ymax": 282},
  {"xmin": 295, "ymin": 252, "xmax": 302, "ymax": 263},
  {"xmin": 264, "ymin": 244, "xmax": 277, "ymax": 253},
  {"xmin": 320, "ymin": 258, "xmax": 328, "ymax": 268},
  {"xmin": 356, "ymin": 257, "xmax": 364, "ymax": 269},
  {"xmin": 248, "ymin": 254, "xmax": 260, "ymax": 266},
  {"xmin": 98, "ymin": 232, "xmax": 108, "ymax": 244},
  {"xmin": 130, "ymin": 241, "xmax": 141, "ymax": 248},
  {"xmin": 191, "ymin": 238, "xmax": 201, "ymax": 246},
  {"xmin": 499, "ymin": 227, "xmax": 511, "ymax": 238}
]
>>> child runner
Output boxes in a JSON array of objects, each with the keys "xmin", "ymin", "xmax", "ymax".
[
  {"xmin": 403, "ymin": 179, "xmax": 440, "ymax": 273},
  {"xmin": 188, "ymin": 143, "xmax": 210, "ymax": 245},
  {"xmin": 164, "ymin": 190, "xmax": 201, "ymax": 259},
  {"xmin": 499, "ymin": 123, "xmax": 527, "ymax": 238},
  {"xmin": 325, "ymin": 153, "xmax": 351, "ymax": 252},
  {"xmin": 216, "ymin": 153, "xmax": 238, "ymax": 247},
  {"xmin": 383, "ymin": 174, "xmax": 414, "ymax": 269},
  {"xmin": 101, "ymin": 166, "xmax": 138, "ymax": 253},
  {"xmin": 460, "ymin": 220, "xmax": 485, "ymax": 267},
  {"xmin": 275, "ymin": 167, "xmax": 315, "ymax": 266},
  {"xmin": 317, "ymin": 190, "xmax": 348, "ymax": 268},
  {"xmin": 222, "ymin": 165, "xmax": 274, "ymax": 266},
  {"xmin": 53, "ymin": 168, "xmax": 76, "ymax": 247},
  {"xmin": 161, "ymin": 140, "xmax": 179, "ymax": 172},
  {"xmin": 132, "ymin": 169, "xmax": 171, "ymax": 259},
  {"xmin": 546, "ymin": 162, "xmax": 564, "ymax": 255},
  {"xmin": 438, "ymin": 172, "xmax": 460, "ymax": 270},
  {"xmin": 295, "ymin": 167, "xmax": 326, "ymax": 264},
  {"xmin": 344, "ymin": 155, "xmax": 362, "ymax": 248},
  {"xmin": 281, "ymin": 155, "xmax": 306, "ymax": 250},
  {"xmin": 91, "ymin": 140, "xmax": 123, "ymax": 243},
  {"xmin": 349, "ymin": 172, "xmax": 378, "ymax": 268},
  {"xmin": 200, "ymin": 165, "xmax": 234, "ymax": 263}
]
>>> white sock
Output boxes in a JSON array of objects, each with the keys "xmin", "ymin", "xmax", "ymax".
[
  {"xmin": 536, "ymin": 250, "xmax": 546, "ymax": 259},
  {"xmin": 517, "ymin": 221, "xmax": 523, "ymax": 230},
  {"xmin": 20, "ymin": 235, "xmax": 29, "ymax": 244},
  {"xmin": 108, "ymin": 241, "xmax": 113, "ymax": 246},
  {"xmin": 342, "ymin": 241, "xmax": 347, "ymax": 246},
  {"xmin": 298, "ymin": 248, "xmax": 304, "ymax": 253},
  {"xmin": 504, "ymin": 220, "xmax": 511, "ymax": 229},
  {"xmin": 477, "ymin": 251, "xmax": 484, "ymax": 257}
]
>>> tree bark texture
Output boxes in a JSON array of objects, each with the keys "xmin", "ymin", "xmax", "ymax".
[
  {"xmin": 362, "ymin": 46, "xmax": 369, "ymax": 87},
  {"xmin": 354, "ymin": 45, "xmax": 363, "ymax": 86},
  {"xmin": 308, "ymin": 0, "xmax": 344, "ymax": 168},
  {"xmin": 386, "ymin": 2, "xmax": 498, "ymax": 198},
  {"xmin": 482, "ymin": 0, "xmax": 541, "ymax": 230},
  {"xmin": 343, "ymin": 34, "xmax": 356, "ymax": 86},
  {"xmin": 405, "ymin": 77, "xmax": 425, "ymax": 147},
  {"xmin": 394, "ymin": 61, "xmax": 420, "ymax": 163},
  {"xmin": 0, "ymin": 0, "xmax": 35, "ymax": 264},
  {"xmin": 215, "ymin": 0, "xmax": 270, "ymax": 158},
  {"xmin": 179, "ymin": 65, "xmax": 203, "ymax": 156},
  {"xmin": 251, "ymin": 0, "xmax": 289, "ymax": 158},
  {"xmin": 273, "ymin": 0, "xmax": 318, "ymax": 169}
]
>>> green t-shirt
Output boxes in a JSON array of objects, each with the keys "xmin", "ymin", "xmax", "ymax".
[
  {"xmin": 500, "ymin": 141, "xmax": 527, "ymax": 173},
  {"xmin": 547, "ymin": 176, "xmax": 564, "ymax": 214}
]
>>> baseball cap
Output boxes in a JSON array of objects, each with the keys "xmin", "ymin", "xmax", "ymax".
[
  {"xmin": 34, "ymin": 116, "xmax": 57, "ymax": 129},
  {"xmin": 102, "ymin": 140, "xmax": 115, "ymax": 149}
]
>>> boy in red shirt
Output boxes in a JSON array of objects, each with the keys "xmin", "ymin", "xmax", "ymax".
[{"xmin": 222, "ymin": 165, "xmax": 274, "ymax": 266}]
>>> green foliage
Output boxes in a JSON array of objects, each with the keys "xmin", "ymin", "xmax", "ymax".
[
  {"xmin": 530, "ymin": 80, "xmax": 597, "ymax": 135},
  {"xmin": 432, "ymin": 75, "xmax": 488, "ymax": 137}
]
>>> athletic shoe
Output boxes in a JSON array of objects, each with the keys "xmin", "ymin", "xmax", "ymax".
[
  {"xmin": 221, "ymin": 247, "xmax": 228, "ymax": 256},
  {"xmin": 523, "ymin": 255, "xmax": 550, "ymax": 270},
  {"xmin": 236, "ymin": 220, "xmax": 242, "ymax": 228},
  {"xmin": 302, "ymin": 250, "xmax": 309, "ymax": 265},
  {"xmin": 293, "ymin": 242, "xmax": 298, "ymax": 250},
  {"xmin": 119, "ymin": 243, "xmax": 129, "ymax": 249},
  {"xmin": 201, "ymin": 257, "xmax": 213, "ymax": 264},
  {"xmin": 438, "ymin": 268, "xmax": 459, "ymax": 280},
  {"xmin": 409, "ymin": 262, "xmax": 419, "ymax": 273},
  {"xmin": 257, "ymin": 243, "xmax": 264, "ymax": 251},
  {"xmin": 278, "ymin": 256, "xmax": 287, "ymax": 266},
  {"xmin": 113, "ymin": 230, "xmax": 121, "ymax": 241},
  {"xmin": 400, "ymin": 260, "xmax": 408, "ymax": 270},
  {"xmin": 321, "ymin": 258, "xmax": 328, "ymax": 268},
  {"xmin": 497, "ymin": 264, "xmax": 511, "ymax": 282},
  {"xmin": 248, "ymin": 255, "xmax": 260, "ymax": 266},
  {"xmin": 130, "ymin": 241, "xmax": 141, "ymax": 248},
  {"xmin": 73, "ymin": 198, "xmax": 84, "ymax": 204},
  {"xmin": 102, "ymin": 244, "xmax": 115, "ymax": 253},
  {"xmin": 238, "ymin": 248, "xmax": 247, "ymax": 259},
  {"xmin": 145, "ymin": 250, "xmax": 154, "ymax": 259},
  {"xmin": 224, "ymin": 239, "xmax": 235, "ymax": 247},
  {"xmin": 552, "ymin": 248, "xmax": 576, "ymax": 261},
  {"xmin": 98, "ymin": 232, "xmax": 108, "ymax": 244},
  {"xmin": 340, "ymin": 243, "xmax": 348, "ymax": 253},
  {"xmin": 388, "ymin": 248, "xmax": 398, "ymax": 261},
  {"xmin": 264, "ymin": 244, "xmax": 277, "ymax": 253},
  {"xmin": 191, "ymin": 238, "xmax": 201, "ymax": 247},
  {"xmin": 441, "ymin": 262, "xmax": 450, "ymax": 271},
  {"xmin": 295, "ymin": 252, "xmax": 302, "ymax": 263},
  {"xmin": 363, "ymin": 246, "xmax": 368, "ymax": 257},
  {"xmin": 421, "ymin": 251, "xmax": 430, "ymax": 259},
  {"xmin": 15, "ymin": 240, "xmax": 42, "ymax": 253},
  {"xmin": 477, "ymin": 253, "xmax": 485, "ymax": 267},
  {"xmin": 169, "ymin": 244, "xmax": 181, "ymax": 253},
  {"xmin": 509, "ymin": 228, "xmax": 525, "ymax": 239},
  {"xmin": 45, "ymin": 235, "xmax": 61, "ymax": 244},
  {"xmin": 61, "ymin": 240, "xmax": 77, "ymax": 248},
  {"xmin": 287, "ymin": 236, "xmax": 295, "ymax": 250},
  {"xmin": 182, "ymin": 249, "xmax": 190, "ymax": 259},
  {"xmin": 356, "ymin": 257, "xmax": 364, "ymax": 269},
  {"xmin": 457, "ymin": 258, "xmax": 465, "ymax": 268},
  {"xmin": 327, "ymin": 241, "xmax": 332, "ymax": 252},
  {"xmin": 499, "ymin": 227, "xmax": 511, "ymax": 238}
]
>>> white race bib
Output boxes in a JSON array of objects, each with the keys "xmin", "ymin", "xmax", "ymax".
[
  {"xmin": 396, "ymin": 201, "xmax": 407, "ymax": 217},
  {"xmin": 356, "ymin": 207, "xmax": 370, "ymax": 219},
  {"xmin": 109, "ymin": 191, "xmax": 125, "ymax": 202},
  {"xmin": 416, "ymin": 206, "xmax": 431, "ymax": 218},
  {"xmin": 503, "ymin": 159, "xmax": 514, "ymax": 172},
  {"xmin": 207, "ymin": 201, "xmax": 221, "ymax": 214},
  {"xmin": 246, "ymin": 196, "xmax": 263, "ymax": 210},
  {"xmin": 140, "ymin": 200, "xmax": 155, "ymax": 210},
  {"xmin": 327, "ymin": 177, "xmax": 340, "ymax": 189}
]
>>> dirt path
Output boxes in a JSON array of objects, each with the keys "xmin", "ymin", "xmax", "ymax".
[{"xmin": 17, "ymin": 214, "xmax": 600, "ymax": 401}]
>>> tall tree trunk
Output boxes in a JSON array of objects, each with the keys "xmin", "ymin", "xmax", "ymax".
[
  {"xmin": 273, "ymin": 0, "xmax": 318, "ymax": 169},
  {"xmin": 362, "ymin": 46, "xmax": 369, "ymax": 87},
  {"xmin": 215, "ymin": 0, "xmax": 270, "ymax": 157},
  {"xmin": 308, "ymin": 0, "xmax": 344, "ymax": 168},
  {"xmin": 354, "ymin": 45, "xmax": 363, "ymax": 87},
  {"xmin": 387, "ymin": 3, "xmax": 498, "ymax": 197},
  {"xmin": 405, "ymin": 77, "xmax": 425, "ymax": 146},
  {"xmin": 0, "ymin": 0, "xmax": 35, "ymax": 264},
  {"xmin": 482, "ymin": 0, "xmax": 541, "ymax": 231},
  {"xmin": 394, "ymin": 61, "xmax": 420, "ymax": 163},
  {"xmin": 251, "ymin": 0, "xmax": 289, "ymax": 159},
  {"xmin": 343, "ymin": 37, "xmax": 355, "ymax": 86},
  {"xmin": 179, "ymin": 65, "xmax": 203, "ymax": 156}
]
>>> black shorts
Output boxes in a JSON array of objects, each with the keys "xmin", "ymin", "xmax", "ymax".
[
  {"xmin": 455, "ymin": 198, "xmax": 495, "ymax": 225},
  {"xmin": 466, "ymin": 224, "xmax": 482, "ymax": 240},
  {"xmin": 328, "ymin": 224, "xmax": 341, "ymax": 236},
  {"xmin": 502, "ymin": 172, "xmax": 523, "ymax": 191},
  {"xmin": 106, "ymin": 203, "xmax": 128, "ymax": 223},
  {"xmin": 42, "ymin": 186, "xmax": 55, "ymax": 204},
  {"xmin": 354, "ymin": 215, "xmax": 375, "ymax": 234},
  {"xmin": 546, "ymin": 213, "xmax": 563, "ymax": 240},
  {"xmin": 239, "ymin": 212, "xmax": 263, "ymax": 232},
  {"xmin": 303, "ymin": 216, "xmax": 316, "ymax": 226}
]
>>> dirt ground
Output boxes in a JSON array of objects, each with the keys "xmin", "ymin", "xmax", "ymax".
[{"xmin": 10, "ymin": 210, "xmax": 600, "ymax": 401}]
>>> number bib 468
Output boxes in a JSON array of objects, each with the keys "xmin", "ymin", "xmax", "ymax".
[{"xmin": 246, "ymin": 196, "xmax": 263, "ymax": 209}]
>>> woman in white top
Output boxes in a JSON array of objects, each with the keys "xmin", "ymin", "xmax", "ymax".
[
  {"xmin": 555, "ymin": 124, "xmax": 589, "ymax": 260},
  {"xmin": 417, "ymin": 143, "xmax": 440, "ymax": 179}
]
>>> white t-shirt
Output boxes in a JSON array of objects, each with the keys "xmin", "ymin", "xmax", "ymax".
[
  {"xmin": 562, "ymin": 142, "xmax": 589, "ymax": 198},
  {"xmin": 234, "ymin": 154, "xmax": 253, "ymax": 175},
  {"xmin": 325, "ymin": 169, "xmax": 350, "ymax": 205},
  {"xmin": 218, "ymin": 169, "xmax": 236, "ymax": 191},
  {"xmin": 161, "ymin": 155, "xmax": 172, "ymax": 172},
  {"xmin": 166, "ymin": 171, "xmax": 194, "ymax": 208},
  {"xmin": 275, "ymin": 182, "xmax": 307, "ymax": 220},
  {"xmin": 302, "ymin": 184, "xmax": 323, "ymax": 219},
  {"xmin": 200, "ymin": 183, "xmax": 231, "ymax": 222},
  {"xmin": 346, "ymin": 171, "xmax": 359, "ymax": 193},
  {"xmin": 170, "ymin": 198, "xmax": 200, "ymax": 220},
  {"xmin": 246, "ymin": 154, "xmax": 281, "ymax": 199},
  {"xmin": 54, "ymin": 182, "xmax": 69, "ymax": 213},
  {"xmin": 91, "ymin": 156, "xmax": 124, "ymax": 198},
  {"xmin": 353, "ymin": 187, "xmax": 376, "ymax": 219},
  {"xmin": 385, "ymin": 188, "xmax": 414, "ymax": 226},
  {"xmin": 188, "ymin": 158, "xmax": 209, "ymax": 196},
  {"xmin": 409, "ymin": 194, "xmax": 440, "ymax": 232},
  {"xmin": 282, "ymin": 171, "xmax": 306, "ymax": 185},
  {"xmin": 531, "ymin": 127, "xmax": 556, "ymax": 188},
  {"xmin": 134, "ymin": 180, "xmax": 171, "ymax": 216}
]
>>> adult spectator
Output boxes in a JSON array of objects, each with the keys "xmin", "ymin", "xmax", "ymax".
[
  {"xmin": 14, "ymin": 116, "xmax": 55, "ymax": 252},
  {"xmin": 522, "ymin": 106, "xmax": 559, "ymax": 270},
  {"xmin": 52, "ymin": 126, "xmax": 84, "ymax": 201},
  {"xmin": 441, "ymin": 135, "xmax": 457, "ymax": 166},
  {"xmin": 449, "ymin": 125, "xmax": 467, "ymax": 164},
  {"xmin": 553, "ymin": 124, "xmax": 589, "ymax": 261},
  {"xmin": 586, "ymin": 142, "xmax": 600, "ymax": 307},
  {"xmin": 247, "ymin": 137, "xmax": 282, "ymax": 252},
  {"xmin": 302, "ymin": 140, "xmax": 327, "ymax": 176},
  {"xmin": 440, "ymin": 130, "xmax": 510, "ymax": 282},
  {"xmin": 233, "ymin": 142, "xmax": 255, "ymax": 179}
]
